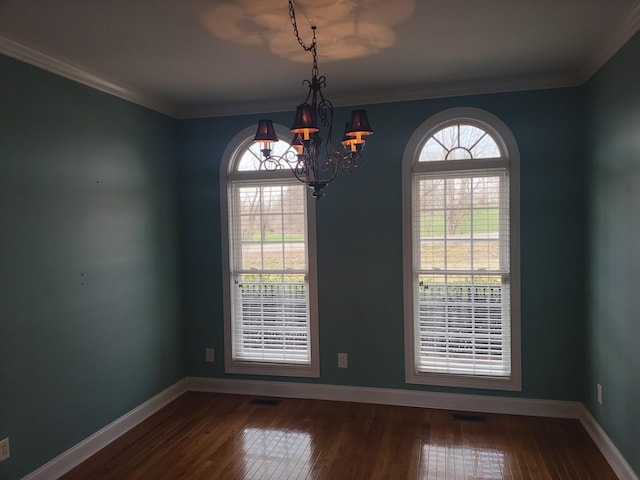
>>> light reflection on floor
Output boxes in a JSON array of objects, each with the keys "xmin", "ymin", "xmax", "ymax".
[
  {"xmin": 421, "ymin": 444, "xmax": 506, "ymax": 479},
  {"xmin": 241, "ymin": 425, "xmax": 507, "ymax": 480},
  {"xmin": 242, "ymin": 427, "xmax": 312, "ymax": 480}
]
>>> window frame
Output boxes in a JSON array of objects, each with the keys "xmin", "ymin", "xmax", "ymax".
[
  {"xmin": 402, "ymin": 107, "xmax": 521, "ymax": 391},
  {"xmin": 220, "ymin": 124, "xmax": 319, "ymax": 378}
]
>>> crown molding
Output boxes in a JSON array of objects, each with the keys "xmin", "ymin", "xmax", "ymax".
[
  {"xmin": 175, "ymin": 73, "xmax": 581, "ymax": 119},
  {"xmin": 328, "ymin": 73, "xmax": 582, "ymax": 109},
  {"xmin": 177, "ymin": 97, "xmax": 297, "ymax": 119},
  {"xmin": 0, "ymin": 35, "xmax": 179, "ymax": 118},
  {"xmin": 579, "ymin": 2, "xmax": 640, "ymax": 82},
  {"xmin": 4, "ymin": 4, "xmax": 639, "ymax": 122}
]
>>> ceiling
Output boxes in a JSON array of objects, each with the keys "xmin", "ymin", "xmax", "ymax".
[{"xmin": 1, "ymin": 0, "xmax": 639, "ymax": 118}]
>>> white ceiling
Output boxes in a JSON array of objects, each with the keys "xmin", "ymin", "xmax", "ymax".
[{"xmin": 1, "ymin": 0, "xmax": 639, "ymax": 118}]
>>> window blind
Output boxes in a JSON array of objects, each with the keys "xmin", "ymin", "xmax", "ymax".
[
  {"xmin": 229, "ymin": 182, "xmax": 310, "ymax": 364},
  {"xmin": 413, "ymin": 168, "xmax": 511, "ymax": 377}
]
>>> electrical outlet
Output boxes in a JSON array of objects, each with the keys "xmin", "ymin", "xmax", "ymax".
[
  {"xmin": 597, "ymin": 384, "xmax": 603, "ymax": 405},
  {"xmin": 0, "ymin": 438, "xmax": 9, "ymax": 462},
  {"xmin": 338, "ymin": 352, "xmax": 348, "ymax": 368},
  {"xmin": 205, "ymin": 348, "xmax": 215, "ymax": 362}
]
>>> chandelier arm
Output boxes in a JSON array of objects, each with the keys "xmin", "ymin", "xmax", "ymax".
[
  {"xmin": 316, "ymin": 86, "xmax": 332, "ymax": 129},
  {"xmin": 327, "ymin": 153, "xmax": 343, "ymax": 180},
  {"xmin": 251, "ymin": 1, "xmax": 372, "ymax": 199},
  {"xmin": 291, "ymin": 160, "xmax": 310, "ymax": 184},
  {"xmin": 341, "ymin": 151, "xmax": 364, "ymax": 173}
]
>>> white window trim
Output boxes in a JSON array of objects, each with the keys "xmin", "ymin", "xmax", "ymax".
[
  {"xmin": 220, "ymin": 124, "xmax": 319, "ymax": 378},
  {"xmin": 402, "ymin": 107, "xmax": 521, "ymax": 391}
]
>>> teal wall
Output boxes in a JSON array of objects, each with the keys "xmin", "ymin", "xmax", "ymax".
[
  {"xmin": 8, "ymin": 29, "xmax": 640, "ymax": 478},
  {"xmin": 0, "ymin": 55, "xmax": 183, "ymax": 479},
  {"xmin": 179, "ymin": 87, "xmax": 587, "ymax": 400},
  {"xmin": 585, "ymin": 32, "xmax": 640, "ymax": 476}
]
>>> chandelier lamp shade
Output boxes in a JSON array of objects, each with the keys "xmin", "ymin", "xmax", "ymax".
[{"xmin": 253, "ymin": 1, "xmax": 373, "ymax": 198}]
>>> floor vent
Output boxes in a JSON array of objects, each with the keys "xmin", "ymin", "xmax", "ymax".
[
  {"xmin": 451, "ymin": 414, "xmax": 486, "ymax": 422},
  {"xmin": 249, "ymin": 398, "xmax": 281, "ymax": 406}
]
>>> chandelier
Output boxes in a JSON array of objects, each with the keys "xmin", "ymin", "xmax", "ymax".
[{"xmin": 253, "ymin": 1, "xmax": 374, "ymax": 198}]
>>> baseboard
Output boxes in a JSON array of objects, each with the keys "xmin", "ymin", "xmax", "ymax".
[
  {"xmin": 185, "ymin": 376, "xmax": 582, "ymax": 418},
  {"xmin": 23, "ymin": 377, "xmax": 638, "ymax": 480},
  {"xmin": 23, "ymin": 379, "xmax": 187, "ymax": 480},
  {"xmin": 579, "ymin": 406, "xmax": 639, "ymax": 480},
  {"xmin": 188, "ymin": 377, "xmax": 640, "ymax": 479}
]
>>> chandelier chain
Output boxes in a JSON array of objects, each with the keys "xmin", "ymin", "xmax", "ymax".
[{"xmin": 289, "ymin": 1, "xmax": 318, "ymax": 77}]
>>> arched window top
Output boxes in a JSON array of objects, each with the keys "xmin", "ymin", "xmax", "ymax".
[
  {"xmin": 419, "ymin": 122, "xmax": 502, "ymax": 162},
  {"xmin": 235, "ymin": 139, "xmax": 297, "ymax": 172},
  {"xmin": 402, "ymin": 107, "xmax": 521, "ymax": 392},
  {"xmin": 225, "ymin": 124, "xmax": 297, "ymax": 178},
  {"xmin": 404, "ymin": 108, "xmax": 519, "ymax": 176}
]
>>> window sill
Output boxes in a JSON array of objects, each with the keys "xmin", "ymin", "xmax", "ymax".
[
  {"xmin": 406, "ymin": 369, "xmax": 521, "ymax": 392},
  {"xmin": 225, "ymin": 359, "xmax": 320, "ymax": 378}
]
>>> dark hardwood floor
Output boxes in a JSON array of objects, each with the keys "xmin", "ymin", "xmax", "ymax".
[{"xmin": 60, "ymin": 392, "xmax": 616, "ymax": 479}]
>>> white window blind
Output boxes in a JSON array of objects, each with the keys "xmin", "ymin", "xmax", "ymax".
[
  {"xmin": 229, "ymin": 182, "xmax": 311, "ymax": 365},
  {"xmin": 403, "ymin": 111, "xmax": 520, "ymax": 390},
  {"xmin": 413, "ymin": 168, "xmax": 511, "ymax": 377}
]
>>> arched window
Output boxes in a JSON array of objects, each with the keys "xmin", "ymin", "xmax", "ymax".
[
  {"xmin": 402, "ymin": 108, "xmax": 521, "ymax": 391},
  {"xmin": 220, "ymin": 124, "xmax": 319, "ymax": 377}
]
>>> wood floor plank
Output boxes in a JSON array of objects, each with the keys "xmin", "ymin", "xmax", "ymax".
[{"xmin": 59, "ymin": 392, "xmax": 617, "ymax": 480}]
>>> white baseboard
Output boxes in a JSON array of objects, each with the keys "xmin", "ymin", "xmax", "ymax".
[
  {"xmin": 23, "ymin": 379, "xmax": 187, "ymax": 480},
  {"xmin": 579, "ymin": 406, "xmax": 639, "ymax": 480},
  {"xmin": 185, "ymin": 376, "xmax": 583, "ymax": 418},
  {"xmin": 23, "ymin": 377, "xmax": 638, "ymax": 480},
  {"xmin": 188, "ymin": 377, "xmax": 640, "ymax": 479}
]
